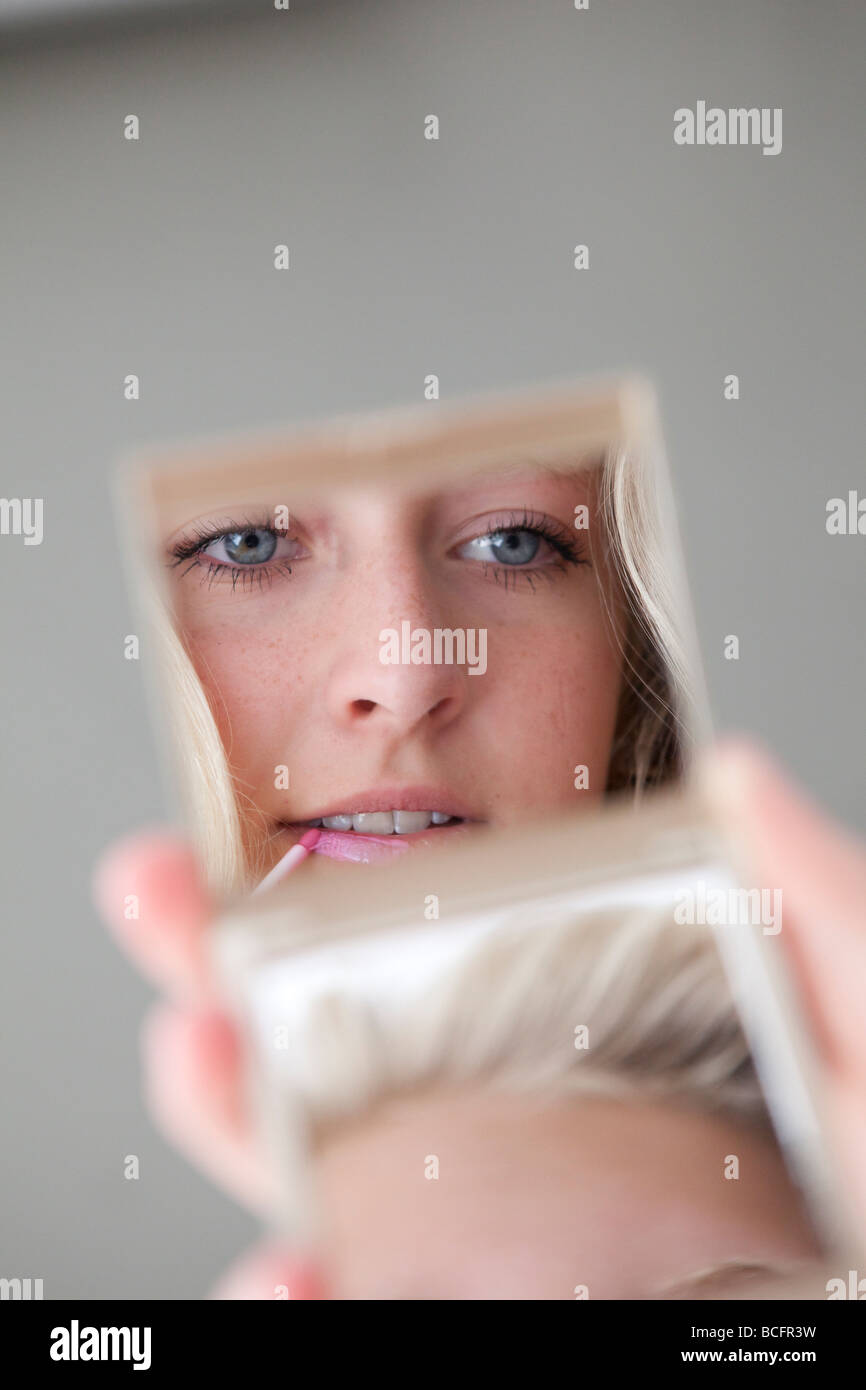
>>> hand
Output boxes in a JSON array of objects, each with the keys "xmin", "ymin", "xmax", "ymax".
[
  {"xmin": 700, "ymin": 738, "xmax": 866, "ymax": 1254},
  {"xmin": 92, "ymin": 831, "xmax": 318, "ymax": 1296},
  {"xmin": 93, "ymin": 738, "xmax": 866, "ymax": 1296}
]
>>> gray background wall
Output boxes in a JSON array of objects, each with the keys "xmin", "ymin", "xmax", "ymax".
[{"xmin": 2, "ymin": 0, "xmax": 863, "ymax": 1298}]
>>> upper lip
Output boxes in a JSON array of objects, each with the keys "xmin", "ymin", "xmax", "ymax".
[{"xmin": 285, "ymin": 786, "xmax": 478, "ymax": 822}]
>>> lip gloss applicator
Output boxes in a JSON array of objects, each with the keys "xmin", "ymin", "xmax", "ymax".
[{"xmin": 254, "ymin": 828, "xmax": 322, "ymax": 896}]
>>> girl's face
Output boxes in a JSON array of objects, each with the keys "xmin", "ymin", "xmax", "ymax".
[
  {"xmin": 164, "ymin": 464, "xmax": 627, "ymax": 878},
  {"xmin": 313, "ymin": 1089, "xmax": 821, "ymax": 1300}
]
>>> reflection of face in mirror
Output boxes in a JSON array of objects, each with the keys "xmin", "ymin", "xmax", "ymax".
[{"xmin": 156, "ymin": 454, "xmax": 688, "ymax": 893}]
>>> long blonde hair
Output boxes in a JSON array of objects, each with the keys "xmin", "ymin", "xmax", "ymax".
[
  {"xmin": 154, "ymin": 445, "xmax": 701, "ymax": 896},
  {"xmin": 600, "ymin": 443, "xmax": 700, "ymax": 794}
]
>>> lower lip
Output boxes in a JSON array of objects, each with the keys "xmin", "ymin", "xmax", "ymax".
[{"xmin": 282, "ymin": 821, "xmax": 478, "ymax": 864}]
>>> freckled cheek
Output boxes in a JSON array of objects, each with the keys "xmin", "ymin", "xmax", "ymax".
[
  {"xmin": 482, "ymin": 630, "xmax": 622, "ymax": 807},
  {"xmin": 182, "ymin": 621, "xmax": 319, "ymax": 784}
]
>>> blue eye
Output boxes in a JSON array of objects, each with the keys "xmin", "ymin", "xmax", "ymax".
[
  {"xmin": 204, "ymin": 528, "xmax": 278, "ymax": 565},
  {"xmin": 462, "ymin": 529, "xmax": 543, "ymax": 566},
  {"xmin": 168, "ymin": 518, "xmax": 306, "ymax": 592}
]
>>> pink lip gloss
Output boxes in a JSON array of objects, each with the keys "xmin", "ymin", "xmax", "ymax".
[
  {"xmin": 313, "ymin": 829, "xmax": 412, "ymax": 863},
  {"xmin": 254, "ymin": 828, "xmax": 322, "ymax": 896}
]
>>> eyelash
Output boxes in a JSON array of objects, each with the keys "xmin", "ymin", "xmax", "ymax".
[
  {"xmin": 167, "ymin": 514, "xmax": 296, "ymax": 593},
  {"xmin": 470, "ymin": 509, "xmax": 588, "ymax": 593},
  {"xmin": 166, "ymin": 509, "xmax": 588, "ymax": 594}
]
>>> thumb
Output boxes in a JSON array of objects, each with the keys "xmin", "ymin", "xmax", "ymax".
[{"xmin": 92, "ymin": 829, "xmax": 214, "ymax": 1004}]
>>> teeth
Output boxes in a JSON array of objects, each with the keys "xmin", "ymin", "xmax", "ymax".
[
  {"xmin": 313, "ymin": 810, "xmax": 456, "ymax": 834},
  {"xmin": 352, "ymin": 811, "xmax": 395, "ymax": 835},
  {"xmin": 393, "ymin": 811, "xmax": 434, "ymax": 834}
]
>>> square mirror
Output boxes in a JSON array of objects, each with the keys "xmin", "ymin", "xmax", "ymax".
[{"xmin": 115, "ymin": 374, "xmax": 709, "ymax": 903}]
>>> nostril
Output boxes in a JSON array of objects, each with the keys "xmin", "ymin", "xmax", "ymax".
[{"xmin": 351, "ymin": 699, "xmax": 377, "ymax": 716}]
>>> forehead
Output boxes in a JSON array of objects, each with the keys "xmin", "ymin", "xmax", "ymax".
[{"xmin": 313, "ymin": 1090, "xmax": 813, "ymax": 1300}]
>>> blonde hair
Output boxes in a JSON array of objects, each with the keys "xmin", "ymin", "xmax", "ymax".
[
  {"xmin": 155, "ymin": 445, "xmax": 699, "ymax": 896},
  {"xmin": 600, "ymin": 444, "xmax": 697, "ymax": 794},
  {"xmin": 151, "ymin": 593, "xmax": 248, "ymax": 891},
  {"xmin": 268, "ymin": 902, "xmax": 769, "ymax": 1146}
]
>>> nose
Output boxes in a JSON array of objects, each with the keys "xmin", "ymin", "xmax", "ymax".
[
  {"xmin": 322, "ymin": 542, "xmax": 471, "ymax": 738},
  {"xmin": 326, "ymin": 622, "xmax": 470, "ymax": 736}
]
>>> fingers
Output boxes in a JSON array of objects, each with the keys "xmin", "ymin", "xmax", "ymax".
[
  {"xmin": 92, "ymin": 830, "xmax": 213, "ymax": 1005},
  {"xmin": 700, "ymin": 736, "xmax": 866, "ymax": 1079},
  {"xmin": 96, "ymin": 833, "xmax": 279, "ymax": 1218},
  {"xmin": 141, "ymin": 999, "xmax": 280, "ymax": 1219},
  {"xmin": 701, "ymin": 738, "xmax": 866, "ymax": 1247},
  {"xmin": 208, "ymin": 1239, "xmax": 328, "ymax": 1300}
]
